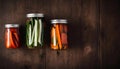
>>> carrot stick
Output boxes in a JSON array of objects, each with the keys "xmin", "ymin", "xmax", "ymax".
[
  {"xmin": 51, "ymin": 26, "xmax": 59, "ymax": 49},
  {"xmin": 10, "ymin": 32, "xmax": 16, "ymax": 48},
  {"xmin": 51, "ymin": 27, "xmax": 56, "ymax": 46},
  {"xmin": 12, "ymin": 33, "xmax": 19, "ymax": 47},
  {"xmin": 13, "ymin": 33, "xmax": 19, "ymax": 47},
  {"xmin": 56, "ymin": 24, "xmax": 62, "ymax": 49},
  {"xmin": 6, "ymin": 30, "xmax": 10, "ymax": 48},
  {"xmin": 13, "ymin": 33, "xmax": 19, "ymax": 42}
]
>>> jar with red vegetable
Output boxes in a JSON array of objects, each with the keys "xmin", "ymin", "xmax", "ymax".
[
  {"xmin": 51, "ymin": 19, "xmax": 68, "ymax": 50},
  {"xmin": 5, "ymin": 24, "xmax": 19, "ymax": 48}
]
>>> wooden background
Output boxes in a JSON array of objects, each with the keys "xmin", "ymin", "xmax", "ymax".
[{"xmin": 0, "ymin": 0, "xmax": 120, "ymax": 69}]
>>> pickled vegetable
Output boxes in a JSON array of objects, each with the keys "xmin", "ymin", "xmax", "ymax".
[
  {"xmin": 5, "ymin": 24, "xmax": 19, "ymax": 48},
  {"xmin": 51, "ymin": 24, "xmax": 68, "ymax": 50},
  {"xmin": 26, "ymin": 18, "xmax": 43, "ymax": 48}
]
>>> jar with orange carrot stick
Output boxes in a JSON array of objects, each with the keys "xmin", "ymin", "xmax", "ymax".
[
  {"xmin": 5, "ymin": 24, "xmax": 19, "ymax": 48},
  {"xmin": 51, "ymin": 19, "xmax": 68, "ymax": 50}
]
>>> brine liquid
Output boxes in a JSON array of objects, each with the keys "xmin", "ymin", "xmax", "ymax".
[
  {"xmin": 5, "ymin": 28, "xmax": 19, "ymax": 48},
  {"xmin": 51, "ymin": 24, "xmax": 68, "ymax": 50},
  {"xmin": 26, "ymin": 18, "xmax": 43, "ymax": 48}
]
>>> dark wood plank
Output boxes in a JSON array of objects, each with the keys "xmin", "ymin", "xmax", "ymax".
[
  {"xmin": 46, "ymin": 0, "xmax": 100, "ymax": 69},
  {"xmin": 45, "ymin": 0, "xmax": 73, "ymax": 69},
  {"xmin": 0, "ymin": 0, "xmax": 46, "ymax": 69},
  {"xmin": 79, "ymin": 0, "xmax": 100, "ymax": 68},
  {"xmin": 100, "ymin": 0, "xmax": 120, "ymax": 69},
  {"xmin": 0, "ymin": 0, "xmax": 101, "ymax": 69}
]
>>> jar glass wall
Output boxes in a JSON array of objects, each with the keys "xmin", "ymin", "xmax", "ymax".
[
  {"xmin": 51, "ymin": 19, "xmax": 68, "ymax": 50},
  {"xmin": 26, "ymin": 13, "xmax": 44, "ymax": 48},
  {"xmin": 5, "ymin": 24, "xmax": 19, "ymax": 48}
]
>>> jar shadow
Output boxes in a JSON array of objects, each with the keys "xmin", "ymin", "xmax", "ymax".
[{"xmin": 19, "ymin": 24, "xmax": 26, "ymax": 48}]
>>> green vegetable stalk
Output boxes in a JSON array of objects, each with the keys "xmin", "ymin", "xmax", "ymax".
[{"xmin": 26, "ymin": 18, "xmax": 43, "ymax": 48}]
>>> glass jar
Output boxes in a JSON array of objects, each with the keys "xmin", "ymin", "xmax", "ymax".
[
  {"xmin": 5, "ymin": 24, "xmax": 19, "ymax": 48},
  {"xmin": 26, "ymin": 13, "xmax": 44, "ymax": 48},
  {"xmin": 51, "ymin": 19, "xmax": 68, "ymax": 50}
]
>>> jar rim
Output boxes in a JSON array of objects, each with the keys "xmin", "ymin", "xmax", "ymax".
[
  {"xmin": 5, "ymin": 24, "xmax": 19, "ymax": 28},
  {"xmin": 26, "ymin": 13, "xmax": 44, "ymax": 17},
  {"xmin": 51, "ymin": 19, "xmax": 67, "ymax": 24}
]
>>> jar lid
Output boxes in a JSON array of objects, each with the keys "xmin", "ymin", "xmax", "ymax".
[
  {"xmin": 51, "ymin": 19, "xmax": 67, "ymax": 24},
  {"xmin": 27, "ymin": 13, "xmax": 44, "ymax": 17},
  {"xmin": 5, "ymin": 24, "xmax": 19, "ymax": 28}
]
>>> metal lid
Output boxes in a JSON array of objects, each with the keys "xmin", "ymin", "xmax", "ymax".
[
  {"xmin": 27, "ymin": 13, "xmax": 44, "ymax": 17},
  {"xmin": 51, "ymin": 19, "xmax": 67, "ymax": 24},
  {"xmin": 5, "ymin": 24, "xmax": 19, "ymax": 28}
]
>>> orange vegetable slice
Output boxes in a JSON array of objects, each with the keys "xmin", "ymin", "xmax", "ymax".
[{"xmin": 56, "ymin": 24, "xmax": 62, "ymax": 49}]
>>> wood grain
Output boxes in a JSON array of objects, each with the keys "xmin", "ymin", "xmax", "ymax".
[
  {"xmin": 100, "ymin": 0, "xmax": 120, "ymax": 69},
  {"xmin": 0, "ymin": 0, "xmax": 119, "ymax": 69}
]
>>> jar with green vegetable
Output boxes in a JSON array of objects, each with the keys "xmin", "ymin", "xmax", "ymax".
[{"xmin": 26, "ymin": 13, "xmax": 44, "ymax": 48}]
